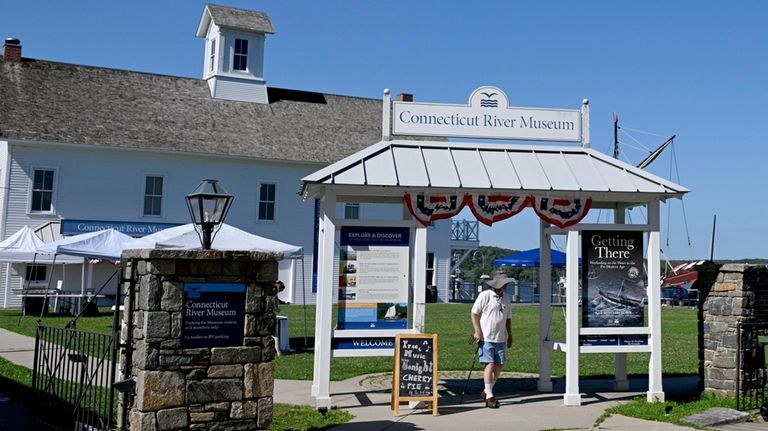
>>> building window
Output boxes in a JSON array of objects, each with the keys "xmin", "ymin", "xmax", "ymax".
[
  {"xmin": 143, "ymin": 176, "xmax": 163, "ymax": 216},
  {"xmin": 233, "ymin": 38, "xmax": 248, "ymax": 71},
  {"xmin": 25, "ymin": 265, "xmax": 47, "ymax": 282},
  {"xmin": 31, "ymin": 169, "xmax": 54, "ymax": 212},
  {"xmin": 258, "ymin": 183, "xmax": 276, "ymax": 221},
  {"xmin": 344, "ymin": 203, "xmax": 360, "ymax": 220},
  {"xmin": 209, "ymin": 39, "xmax": 216, "ymax": 72},
  {"xmin": 426, "ymin": 253, "xmax": 435, "ymax": 286}
]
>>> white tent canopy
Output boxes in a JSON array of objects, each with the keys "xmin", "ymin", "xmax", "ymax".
[
  {"xmin": 0, "ymin": 226, "xmax": 82, "ymax": 264},
  {"xmin": 125, "ymin": 223, "xmax": 303, "ymax": 259},
  {"xmin": 36, "ymin": 225, "xmax": 304, "ymax": 305},
  {"xmin": 129, "ymin": 223, "xmax": 305, "ymax": 304},
  {"xmin": 38, "ymin": 224, "xmax": 303, "ymax": 261},
  {"xmin": 36, "ymin": 228, "xmax": 141, "ymax": 260}
]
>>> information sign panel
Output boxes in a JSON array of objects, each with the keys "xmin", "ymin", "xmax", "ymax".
[
  {"xmin": 338, "ymin": 227, "xmax": 409, "ymax": 330},
  {"xmin": 182, "ymin": 283, "xmax": 245, "ymax": 348}
]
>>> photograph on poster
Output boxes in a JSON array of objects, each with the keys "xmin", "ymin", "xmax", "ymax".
[
  {"xmin": 341, "ymin": 248, "xmax": 357, "ymax": 261},
  {"xmin": 581, "ymin": 230, "xmax": 645, "ymax": 327},
  {"xmin": 377, "ymin": 302, "xmax": 407, "ymax": 321},
  {"xmin": 338, "ymin": 289, "xmax": 356, "ymax": 301},
  {"xmin": 345, "ymin": 261, "xmax": 357, "ymax": 274}
]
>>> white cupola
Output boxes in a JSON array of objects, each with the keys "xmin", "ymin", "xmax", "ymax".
[{"xmin": 196, "ymin": 4, "xmax": 275, "ymax": 104}]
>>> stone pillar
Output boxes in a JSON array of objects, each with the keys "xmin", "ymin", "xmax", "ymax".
[
  {"xmin": 703, "ymin": 264, "xmax": 768, "ymax": 397},
  {"xmin": 120, "ymin": 249, "xmax": 279, "ymax": 430}
]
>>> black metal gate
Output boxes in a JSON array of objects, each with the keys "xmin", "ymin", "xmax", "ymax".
[
  {"xmin": 32, "ymin": 324, "xmax": 118, "ymax": 430},
  {"xmin": 736, "ymin": 322, "xmax": 768, "ymax": 415}
]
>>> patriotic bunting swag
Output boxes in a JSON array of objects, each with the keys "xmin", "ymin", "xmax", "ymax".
[
  {"xmin": 532, "ymin": 196, "xmax": 592, "ymax": 228},
  {"xmin": 467, "ymin": 194, "xmax": 531, "ymax": 226},
  {"xmin": 404, "ymin": 193, "xmax": 592, "ymax": 228},
  {"xmin": 404, "ymin": 193, "xmax": 465, "ymax": 226}
]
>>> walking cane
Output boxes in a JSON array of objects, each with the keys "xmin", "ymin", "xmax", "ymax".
[{"xmin": 459, "ymin": 336, "xmax": 479, "ymax": 404}]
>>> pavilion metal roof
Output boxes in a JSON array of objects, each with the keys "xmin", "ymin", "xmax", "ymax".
[{"xmin": 300, "ymin": 140, "xmax": 689, "ymax": 203}]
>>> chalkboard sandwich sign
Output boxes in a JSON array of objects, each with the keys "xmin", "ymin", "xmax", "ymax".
[{"xmin": 391, "ymin": 333, "xmax": 438, "ymax": 416}]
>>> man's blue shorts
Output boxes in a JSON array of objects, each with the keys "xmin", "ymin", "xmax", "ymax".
[{"xmin": 477, "ymin": 341, "xmax": 506, "ymax": 364}]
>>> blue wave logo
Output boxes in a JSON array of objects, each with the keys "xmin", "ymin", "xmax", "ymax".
[{"xmin": 479, "ymin": 92, "xmax": 498, "ymax": 108}]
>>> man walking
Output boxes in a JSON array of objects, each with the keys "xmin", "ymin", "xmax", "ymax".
[{"xmin": 470, "ymin": 274, "xmax": 514, "ymax": 408}]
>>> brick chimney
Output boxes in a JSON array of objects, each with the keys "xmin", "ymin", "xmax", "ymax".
[
  {"xmin": 3, "ymin": 38, "xmax": 21, "ymax": 62},
  {"xmin": 397, "ymin": 93, "xmax": 413, "ymax": 102}
]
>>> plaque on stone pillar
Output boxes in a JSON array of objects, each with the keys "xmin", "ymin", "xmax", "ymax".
[{"xmin": 183, "ymin": 283, "xmax": 246, "ymax": 348}]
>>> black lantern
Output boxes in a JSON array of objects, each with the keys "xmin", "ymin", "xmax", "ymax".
[{"xmin": 185, "ymin": 179, "xmax": 234, "ymax": 249}]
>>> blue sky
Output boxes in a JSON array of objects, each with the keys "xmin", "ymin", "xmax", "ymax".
[{"xmin": 2, "ymin": 1, "xmax": 766, "ymax": 260}]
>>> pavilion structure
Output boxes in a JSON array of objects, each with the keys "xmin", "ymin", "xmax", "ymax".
[{"xmin": 300, "ymin": 87, "xmax": 688, "ymax": 408}]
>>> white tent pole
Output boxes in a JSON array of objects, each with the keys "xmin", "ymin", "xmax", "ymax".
[
  {"xmin": 80, "ymin": 261, "xmax": 86, "ymax": 312},
  {"xmin": 300, "ymin": 254, "xmax": 308, "ymax": 348},
  {"xmin": 3, "ymin": 262, "xmax": 9, "ymax": 308},
  {"xmin": 87, "ymin": 261, "xmax": 93, "ymax": 296}
]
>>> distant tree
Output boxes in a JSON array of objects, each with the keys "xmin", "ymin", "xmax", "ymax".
[
  {"xmin": 458, "ymin": 246, "xmax": 565, "ymax": 285},
  {"xmin": 457, "ymin": 246, "xmax": 515, "ymax": 283}
]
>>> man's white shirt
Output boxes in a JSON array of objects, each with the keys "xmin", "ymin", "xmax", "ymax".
[{"xmin": 471, "ymin": 289, "xmax": 511, "ymax": 343}]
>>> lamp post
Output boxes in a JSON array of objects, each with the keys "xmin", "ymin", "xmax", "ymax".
[
  {"xmin": 473, "ymin": 249, "xmax": 490, "ymax": 285},
  {"xmin": 185, "ymin": 179, "xmax": 234, "ymax": 249}
]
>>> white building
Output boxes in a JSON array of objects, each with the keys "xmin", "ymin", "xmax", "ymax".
[{"xmin": 0, "ymin": 5, "xmax": 474, "ymax": 308}]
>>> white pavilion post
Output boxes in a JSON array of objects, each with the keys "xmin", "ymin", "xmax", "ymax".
[
  {"xmin": 313, "ymin": 193, "xmax": 336, "ymax": 409},
  {"xmin": 564, "ymin": 229, "xmax": 581, "ymax": 405},
  {"xmin": 412, "ymin": 224, "xmax": 427, "ymax": 333},
  {"xmin": 613, "ymin": 206, "xmax": 629, "ymax": 391},
  {"xmin": 647, "ymin": 200, "xmax": 665, "ymax": 402},
  {"xmin": 538, "ymin": 220, "xmax": 553, "ymax": 391},
  {"xmin": 408, "ymin": 222, "xmax": 428, "ymax": 410},
  {"xmin": 311, "ymin": 206, "xmax": 324, "ymax": 398}
]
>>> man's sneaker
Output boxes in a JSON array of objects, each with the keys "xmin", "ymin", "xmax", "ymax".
[
  {"xmin": 485, "ymin": 397, "xmax": 500, "ymax": 408},
  {"xmin": 480, "ymin": 391, "xmax": 486, "ymax": 400}
]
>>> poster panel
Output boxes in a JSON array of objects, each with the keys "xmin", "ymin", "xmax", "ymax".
[
  {"xmin": 581, "ymin": 230, "xmax": 645, "ymax": 327},
  {"xmin": 338, "ymin": 226, "xmax": 409, "ymax": 330}
]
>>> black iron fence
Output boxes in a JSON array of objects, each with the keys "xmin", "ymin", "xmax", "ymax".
[
  {"xmin": 736, "ymin": 322, "xmax": 768, "ymax": 413},
  {"xmin": 32, "ymin": 324, "xmax": 118, "ymax": 430}
]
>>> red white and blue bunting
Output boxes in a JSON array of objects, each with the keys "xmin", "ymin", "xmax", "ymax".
[
  {"xmin": 531, "ymin": 196, "xmax": 592, "ymax": 228},
  {"xmin": 404, "ymin": 193, "xmax": 466, "ymax": 226},
  {"xmin": 404, "ymin": 193, "xmax": 592, "ymax": 228},
  {"xmin": 466, "ymin": 194, "xmax": 531, "ymax": 226}
]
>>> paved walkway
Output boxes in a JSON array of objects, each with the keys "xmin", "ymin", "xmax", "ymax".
[
  {"xmin": 274, "ymin": 373, "xmax": 701, "ymax": 431},
  {"xmin": 1, "ymin": 327, "xmax": 760, "ymax": 430},
  {"xmin": 0, "ymin": 327, "xmax": 36, "ymax": 368}
]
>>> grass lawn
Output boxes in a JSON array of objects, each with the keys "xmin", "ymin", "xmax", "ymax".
[
  {"xmin": 0, "ymin": 308, "xmax": 116, "ymax": 338},
  {"xmin": 275, "ymin": 303, "xmax": 699, "ymax": 380},
  {"xmin": 270, "ymin": 404, "xmax": 353, "ymax": 431},
  {"xmin": 601, "ymin": 393, "xmax": 736, "ymax": 427},
  {"xmin": 0, "ymin": 356, "xmax": 33, "ymax": 401},
  {"xmin": 0, "ymin": 304, "xmax": 700, "ymax": 381},
  {"xmin": 0, "ymin": 304, "xmax": 703, "ymax": 430}
]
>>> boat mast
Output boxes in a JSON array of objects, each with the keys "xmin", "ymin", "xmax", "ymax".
[
  {"xmin": 613, "ymin": 112, "xmax": 620, "ymax": 159},
  {"xmin": 709, "ymin": 214, "xmax": 717, "ymax": 261}
]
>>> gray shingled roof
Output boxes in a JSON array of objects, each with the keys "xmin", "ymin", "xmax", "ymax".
[
  {"xmin": 206, "ymin": 4, "xmax": 275, "ymax": 34},
  {"xmin": 0, "ymin": 58, "xmax": 388, "ymax": 165}
]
